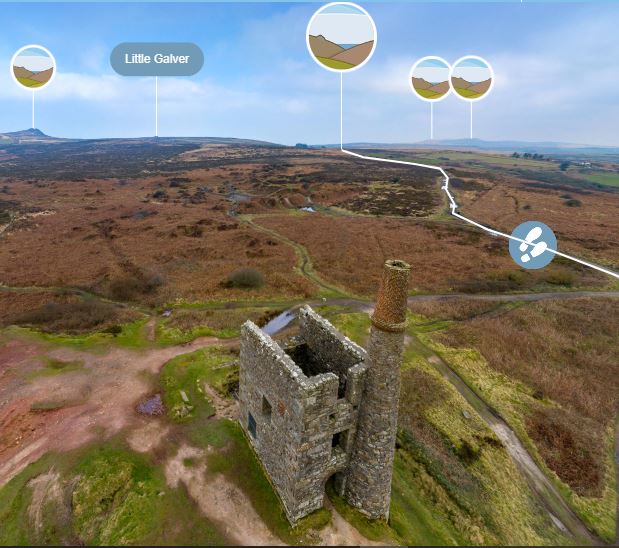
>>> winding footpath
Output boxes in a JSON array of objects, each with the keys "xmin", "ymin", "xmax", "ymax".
[{"xmin": 339, "ymin": 75, "xmax": 619, "ymax": 282}]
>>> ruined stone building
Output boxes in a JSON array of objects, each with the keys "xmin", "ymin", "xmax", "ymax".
[{"xmin": 238, "ymin": 259, "xmax": 410, "ymax": 524}]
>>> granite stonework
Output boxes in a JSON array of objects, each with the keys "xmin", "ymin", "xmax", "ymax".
[{"xmin": 239, "ymin": 301, "xmax": 404, "ymax": 524}]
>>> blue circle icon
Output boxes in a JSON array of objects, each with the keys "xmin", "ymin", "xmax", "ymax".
[{"xmin": 509, "ymin": 221, "xmax": 557, "ymax": 269}]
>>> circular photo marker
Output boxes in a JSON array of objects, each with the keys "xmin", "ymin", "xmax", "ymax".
[
  {"xmin": 306, "ymin": 2, "xmax": 377, "ymax": 73},
  {"xmin": 509, "ymin": 221, "xmax": 557, "ymax": 270},
  {"xmin": 450, "ymin": 55, "xmax": 493, "ymax": 102},
  {"xmin": 409, "ymin": 56, "xmax": 451, "ymax": 102},
  {"xmin": 11, "ymin": 45, "xmax": 56, "ymax": 91}
]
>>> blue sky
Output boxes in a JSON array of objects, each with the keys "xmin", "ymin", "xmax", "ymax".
[{"xmin": 0, "ymin": 2, "xmax": 618, "ymax": 145}]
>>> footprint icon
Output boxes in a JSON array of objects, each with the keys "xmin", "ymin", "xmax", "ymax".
[
  {"xmin": 519, "ymin": 226, "xmax": 547, "ymax": 263},
  {"xmin": 510, "ymin": 221, "xmax": 556, "ymax": 270}
]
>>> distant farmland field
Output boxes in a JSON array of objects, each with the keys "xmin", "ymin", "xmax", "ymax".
[{"xmin": 578, "ymin": 171, "xmax": 619, "ymax": 188}]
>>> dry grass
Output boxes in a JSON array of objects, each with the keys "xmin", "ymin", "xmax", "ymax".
[
  {"xmin": 437, "ymin": 297, "xmax": 619, "ymax": 495},
  {"xmin": 458, "ymin": 174, "xmax": 619, "ymax": 266},
  {"xmin": 9, "ymin": 300, "xmax": 138, "ymax": 334},
  {"xmin": 409, "ymin": 299, "xmax": 501, "ymax": 321},
  {"xmin": 257, "ymin": 214, "xmax": 606, "ymax": 296}
]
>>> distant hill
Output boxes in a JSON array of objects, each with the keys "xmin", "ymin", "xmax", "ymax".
[
  {"xmin": 309, "ymin": 35, "xmax": 374, "ymax": 69},
  {"xmin": 412, "ymin": 77, "xmax": 432, "ymax": 90},
  {"xmin": 451, "ymin": 77, "xmax": 492, "ymax": 98},
  {"xmin": 0, "ymin": 129, "xmax": 283, "ymax": 148},
  {"xmin": 412, "ymin": 77, "xmax": 449, "ymax": 99},
  {"xmin": 330, "ymin": 40, "xmax": 374, "ymax": 65},
  {"xmin": 309, "ymin": 35, "xmax": 345, "ymax": 59},
  {"xmin": 318, "ymin": 138, "xmax": 619, "ymax": 156},
  {"xmin": 12, "ymin": 66, "xmax": 54, "ymax": 88},
  {"xmin": 30, "ymin": 68, "xmax": 54, "ymax": 84},
  {"xmin": 0, "ymin": 128, "xmax": 60, "ymax": 143},
  {"xmin": 13, "ymin": 66, "xmax": 33, "ymax": 79}
]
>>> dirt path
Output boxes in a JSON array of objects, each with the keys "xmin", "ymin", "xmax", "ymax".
[
  {"xmin": 166, "ymin": 444, "xmax": 285, "ymax": 546},
  {"xmin": 0, "ymin": 334, "xmax": 235, "ymax": 486},
  {"xmin": 239, "ymin": 216, "xmax": 350, "ymax": 297},
  {"xmin": 320, "ymin": 499, "xmax": 385, "ymax": 546},
  {"xmin": 407, "ymin": 290, "xmax": 619, "ymax": 304}
]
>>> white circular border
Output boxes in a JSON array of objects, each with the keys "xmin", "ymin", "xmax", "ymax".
[
  {"xmin": 306, "ymin": 2, "xmax": 377, "ymax": 74},
  {"xmin": 449, "ymin": 55, "xmax": 494, "ymax": 103},
  {"xmin": 408, "ymin": 56, "xmax": 452, "ymax": 103},
  {"xmin": 10, "ymin": 44, "xmax": 57, "ymax": 92}
]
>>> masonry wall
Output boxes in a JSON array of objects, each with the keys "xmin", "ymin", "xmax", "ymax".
[
  {"xmin": 298, "ymin": 306, "xmax": 366, "ymax": 378},
  {"xmin": 239, "ymin": 307, "xmax": 369, "ymax": 524},
  {"xmin": 344, "ymin": 329, "xmax": 404, "ymax": 519}
]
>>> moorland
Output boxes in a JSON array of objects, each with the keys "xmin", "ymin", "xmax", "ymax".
[{"xmin": 0, "ymin": 133, "xmax": 617, "ymax": 546}]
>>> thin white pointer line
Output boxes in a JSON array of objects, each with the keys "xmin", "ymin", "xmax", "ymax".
[
  {"xmin": 155, "ymin": 76, "xmax": 159, "ymax": 138},
  {"xmin": 338, "ymin": 75, "xmax": 619, "ymax": 280}
]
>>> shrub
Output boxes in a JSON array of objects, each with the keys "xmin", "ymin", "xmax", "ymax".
[
  {"xmin": 109, "ymin": 271, "xmax": 164, "ymax": 300},
  {"xmin": 455, "ymin": 440, "xmax": 482, "ymax": 465},
  {"xmin": 103, "ymin": 325, "xmax": 123, "ymax": 336},
  {"xmin": 564, "ymin": 199, "xmax": 582, "ymax": 207},
  {"xmin": 224, "ymin": 268, "xmax": 265, "ymax": 289},
  {"xmin": 14, "ymin": 301, "xmax": 118, "ymax": 333},
  {"xmin": 544, "ymin": 270, "xmax": 575, "ymax": 286}
]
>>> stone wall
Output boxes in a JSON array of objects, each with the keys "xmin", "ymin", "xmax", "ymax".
[{"xmin": 238, "ymin": 306, "xmax": 368, "ymax": 524}]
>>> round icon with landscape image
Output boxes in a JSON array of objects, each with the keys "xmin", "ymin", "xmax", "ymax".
[
  {"xmin": 509, "ymin": 221, "xmax": 557, "ymax": 270},
  {"xmin": 409, "ymin": 56, "xmax": 451, "ymax": 102},
  {"xmin": 450, "ymin": 55, "xmax": 493, "ymax": 101},
  {"xmin": 11, "ymin": 45, "xmax": 56, "ymax": 90},
  {"xmin": 307, "ymin": 2, "xmax": 376, "ymax": 72}
]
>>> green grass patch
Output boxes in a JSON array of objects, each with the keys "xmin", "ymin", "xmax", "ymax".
[
  {"xmin": 0, "ymin": 440, "xmax": 229, "ymax": 546},
  {"xmin": 414, "ymin": 87, "xmax": 446, "ymax": 100},
  {"xmin": 16, "ymin": 76, "xmax": 45, "ymax": 88},
  {"xmin": 28, "ymin": 357, "xmax": 84, "ymax": 379},
  {"xmin": 155, "ymin": 322, "xmax": 236, "ymax": 345},
  {"xmin": 160, "ymin": 346, "xmax": 237, "ymax": 423},
  {"xmin": 453, "ymin": 87, "xmax": 483, "ymax": 99},
  {"xmin": 326, "ymin": 311, "xmax": 371, "ymax": 346},
  {"xmin": 4, "ymin": 318, "xmax": 152, "ymax": 352},
  {"xmin": 577, "ymin": 170, "xmax": 619, "ymax": 188},
  {"xmin": 316, "ymin": 56, "xmax": 354, "ymax": 70}
]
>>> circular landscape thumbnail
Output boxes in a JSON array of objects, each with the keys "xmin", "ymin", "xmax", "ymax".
[
  {"xmin": 450, "ymin": 55, "xmax": 493, "ymax": 101},
  {"xmin": 409, "ymin": 56, "xmax": 452, "ymax": 102},
  {"xmin": 307, "ymin": 2, "xmax": 377, "ymax": 73},
  {"xmin": 11, "ymin": 45, "xmax": 56, "ymax": 91}
]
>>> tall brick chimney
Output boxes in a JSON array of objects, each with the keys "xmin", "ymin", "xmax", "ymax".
[{"xmin": 344, "ymin": 259, "xmax": 410, "ymax": 519}]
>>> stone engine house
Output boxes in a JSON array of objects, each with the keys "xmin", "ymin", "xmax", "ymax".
[{"xmin": 239, "ymin": 260, "xmax": 410, "ymax": 524}]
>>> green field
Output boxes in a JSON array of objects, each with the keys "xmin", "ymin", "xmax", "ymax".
[
  {"xmin": 16, "ymin": 76, "xmax": 45, "ymax": 88},
  {"xmin": 414, "ymin": 87, "xmax": 444, "ymax": 99},
  {"xmin": 369, "ymin": 150, "xmax": 556, "ymax": 170},
  {"xmin": 316, "ymin": 56, "xmax": 355, "ymax": 70},
  {"xmin": 578, "ymin": 170, "xmax": 619, "ymax": 188},
  {"xmin": 453, "ymin": 87, "xmax": 483, "ymax": 99}
]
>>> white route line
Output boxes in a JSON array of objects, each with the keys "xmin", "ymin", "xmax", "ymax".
[{"xmin": 338, "ymin": 73, "xmax": 619, "ymax": 280}]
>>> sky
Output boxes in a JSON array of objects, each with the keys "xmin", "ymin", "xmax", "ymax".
[
  {"xmin": 0, "ymin": 2, "xmax": 618, "ymax": 145},
  {"xmin": 452, "ymin": 58, "xmax": 492, "ymax": 84},
  {"xmin": 13, "ymin": 47, "xmax": 54, "ymax": 73},
  {"xmin": 412, "ymin": 58, "xmax": 450, "ymax": 85},
  {"xmin": 308, "ymin": 5, "xmax": 375, "ymax": 45}
]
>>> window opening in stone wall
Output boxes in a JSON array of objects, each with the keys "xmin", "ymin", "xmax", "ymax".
[
  {"xmin": 262, "ymin": 395, "xmax": 272, "ymax": 421},
  {"xmin": 248, "ymin": 412, "xmax": 257, "ymax": 438}
]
